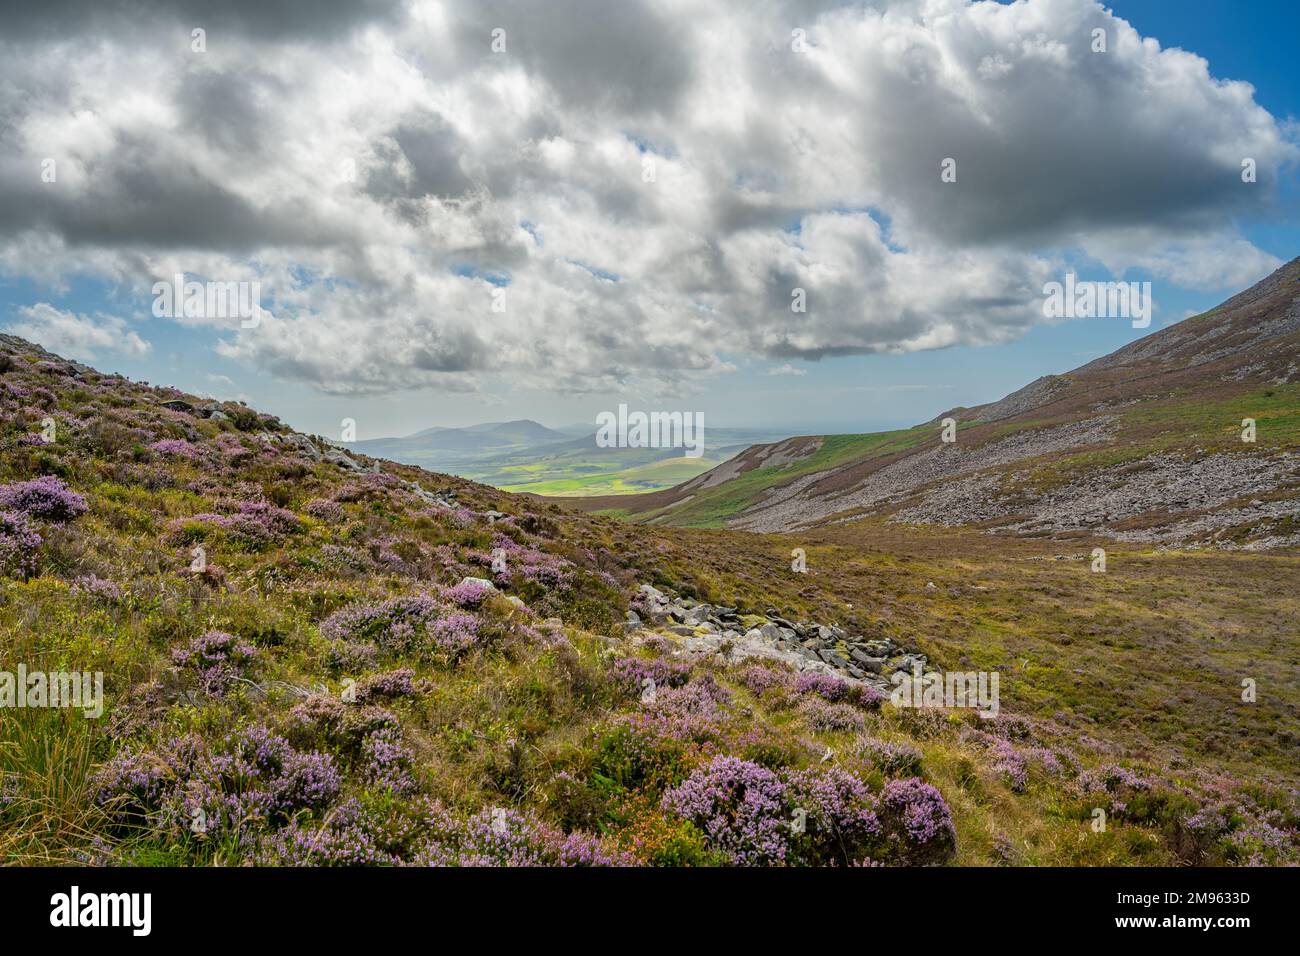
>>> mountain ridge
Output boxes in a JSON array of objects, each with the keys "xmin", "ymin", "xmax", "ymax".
[{"xmin": 558, "ymin": 258, "xmax": 1300, "ymax": 549}]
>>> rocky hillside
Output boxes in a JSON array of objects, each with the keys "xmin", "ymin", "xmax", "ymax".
[
  {"xmin": 1, "ymin": 334, "xmax": 1296, "ymax": 867},
  {"xmin": 569, "ymin": 259, "xmax": 1300, "ymax": 549}
]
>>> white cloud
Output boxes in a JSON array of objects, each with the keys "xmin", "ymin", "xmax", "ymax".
[
  {"xmin": 0, "ymin": 0, "xmax": 1292, "ymax": 396},
  {"xmin": 7, "ymin": 303, "xmax": 151, "ymax": 362},
  {"xmin": 768, "ymin": 363, "xmax": 807, "ymax": 376}
]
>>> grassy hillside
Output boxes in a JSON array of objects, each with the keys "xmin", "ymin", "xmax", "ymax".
[{"xmin": 1, "ymin": 336, "xmax": 1296, "ymax": 867}]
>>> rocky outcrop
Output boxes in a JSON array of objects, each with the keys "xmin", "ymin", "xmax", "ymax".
[{"xmin": 625, "ymin": 584, "xmax": 930, "ymax": 693}]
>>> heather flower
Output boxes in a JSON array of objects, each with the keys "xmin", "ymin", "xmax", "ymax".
[
  {"xmin": 171, "ymin": 629, "xmax": 258, "ymax": 695},
  {"xmin": 798, "ymin": 697, "xmax": 867, "ymax": 733},
  {"xmin": 149, "ymin": 437, "xmax": 202, "ymax": 459},
  {"xmin": 361, "ymin": 725, "xmax": 416, "ymax": 794},
  {"xmin": 446, "ymin": 577, "xmax": 495, "ymax": 609},
  {"xmin": 0, "ymin": 476, "xmax": 88, "ymax": 523},
  {"xmin": 661, "ymin": 756, "xmax": 791, "ymax": 866},
  {"xmin": 736, "ymin": 665, "xmax": 795, "ymax": 696},
  {"xmin": 94, "ymin": 726, "xmax": 339, "ymax": 838},
  {"xmin": 72, "ymin": 574, "xmax": 124, "ymax": 602},
  {"xmin": 0, "ymin": 510, "xmax": 42, "ymax": 577},
  {"xmin": 356, "ymin": 669, "xmax": 419, "ymax": 702},
  {"xmin": 428, "ymin": 612, "xmax": 482, "ymax": 655},
  {"xmin": 877, "ymin": 778, "xmax": 957, "ymax": 865},
  {"xmin": 304, "ymin": 498, "xmax": 346, "ymax": 522},
  {"xmin": 795, "ymin": 671, "xmax": 883, "ymax": 709},
  {"xmin": 620, "ymin": 676, "xmax": 732, "ymax": 744},
  {"xmin": 611, "ymin": 656, "xmax": 691, "ymax": 696},
  {"xmin": 785, "ymin": 767, "xmax": 882, "ymax": 864}
]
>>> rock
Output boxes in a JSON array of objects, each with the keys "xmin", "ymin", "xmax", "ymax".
[
  {"xmin": 850, "ymin": 650, "xmax": 887, "ymax": 672},
  {"xmin": 758, "ymin": 622, "xmax": 783, "ymax": 641},
  {"xmin": 325, "ymin": 448, "xmax": 363, "ymax": 471},
  {"xmin": 459, "ymin": 576, "xmax": 498, "ymax": 593},
  {"xmin": 818, "ymin": 649, "xmax": 849, "ymax": 668},
  {"xmin": 684, "ymin": 605, "xmax": 711, "ymax": 625},
  {"xmin": 626, "ymin": 610, "xmax": 642, "ymax": 626},
  {"xmin": 667, "ymin": 626, "xmax": 697, "ymax": 636},
  {"xmin": 483, "ymin": 510, "xmax": 506, "ymax": 522},
  {"xmin": 158, "ymin": 398, "xmax": 196, "ymax": 414}
]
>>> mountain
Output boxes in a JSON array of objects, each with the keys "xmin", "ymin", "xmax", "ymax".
[
  {"xmin": 1, "ymin": 309, "xmax": 1296, "ymax": 869},
  {"xmin": 564, "ymin": 258, "xmax": 1300, "ymax": 549},
  {"xmin": 348, "ymin": 419, "xmax": 569, "ymax": 460},
  {"xmin": 349, "ymin": 420, "xmax": 796, "ymax": 497}
]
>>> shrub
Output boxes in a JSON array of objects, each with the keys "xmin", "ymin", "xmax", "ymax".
[
  {"xmin": 170, "ymin": 630, "xmax": 258, "ymax": 695},
  {"xmin": 877, "ymin": 778, "xmax": 957, "ymax": 865},
  {"xmin": 0, "ymin": 510, "xmax": 41, "ymax": 577},
  {"xmin": 853, "ymin": 737, "xmax": 923, "ymax": 776},
  {"xmin": 0, "ymin": 476, "xmax": 88, "ymax": 523}
]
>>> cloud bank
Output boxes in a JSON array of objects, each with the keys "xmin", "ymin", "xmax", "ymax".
[{"xmin": 0, "ymin": 0, "xmax": 1293, "ymax": 394}]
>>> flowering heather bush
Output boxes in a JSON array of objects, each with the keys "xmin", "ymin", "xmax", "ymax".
[
  {"xmin": 1075, "ymin": 764, "xmax": 1155, "ymax": 816},
  {"xmin": 1225, "ymin": 817, "xmax": 1298, "ymax": 867},
  {"xmin": 72, "ymin": 573, "xmax": 125, "ymax": 602},
  {"xmin": 327, "ymin": 640, "xmax": 379, "ymax": 673},
  {"xmin": 661, "ymin": 756, "xmax": 792, "ymax": 865},
  {"xmin": 222, "ymin": 500, "xmax": 302, "ymax": 536},
  {"xmin": 355, "ymin": 669, "xmax": 419, "ymax": 702},
  {"xmin": 0, "ymin": 510, "xmax": 42, "ymax": 577},
  {"xmin": 736, "ymin": 664, "xmax": 795, "ymax": 696},
  {"xmin": 784, "ymin": 767, "xmax": 883, "ymax": 864},
  {"xmin": 0, "ymin": 475, "xmax": 88, "ymax": 523},
  {"xmin": 877, "ymin": 778, "xmax": 957, "ymax": 865},
  {"xmin": 320, "ymin": 594, "xmax": 441, "ymax": 646},
  {"xmin": 264, "ymin": 793, "xmax": 630, "ymax": 867},
  {"xmin": 429, "ymin": 807, "xmax": 630, "ymax": 867},
  {"xmin": 304, "ymin": 497, "xmax": 346, "ymax": 522},
  {"xmin": 169, "ymin": 512, "xmax": 275, "ymax": 551},
  {"xmin": 446, "ymin": 577, "xmax": 494, "ymax": 609},
  {"xmin": 171, "ymin": 629, "xmax": 258, "ymax": 695},
  {"xmin": 620, "ymin": 676, "xmax": 733, "ymax": 744},
  {"xmin": 799, "ymin": 697, "xmax": 868, "ymax": 734},
  {"xmin": 793, "ymin": 671, "xmax": 885, "ymax": 710},
  {"xmin": 94, "ymin": 726, "xmax": 340, "ymax": 838},
  {"xmin": 149, "ymin": 437, "xmax": 202, "ymax": 459},
  {"xmin": 611, "ymin": 656, "xmax": 692, "ymax": 696},
  {"xmin": 427, "ymin": 612, "xmax": 482, "ymax": 655},
  {"xmin": 361, "ymin": 724, "xmax": 417, "ymax": 793},
  {"xmin": 853, "ymin": 737, "xmax": 923, "ymax": 777},
  {"xmin": 258, "ymin": 798, "xmax": 402, "ymax": 866}
]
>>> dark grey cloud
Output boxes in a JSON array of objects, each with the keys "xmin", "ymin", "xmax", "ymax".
[{"xmin": 0, "ymin": 0, "xmax": 403, "ymax": 42}]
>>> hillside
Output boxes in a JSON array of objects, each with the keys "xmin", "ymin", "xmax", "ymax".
[
  {"xmin": 1, "ymin": 333, "xmax": 1296, "ymax": 867},
  {"xmin": 566, "ymin": 259, "xmax": 1300, "ymax": 547}
]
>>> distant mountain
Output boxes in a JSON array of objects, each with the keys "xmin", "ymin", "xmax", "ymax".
[
  {"xmin": 347, "ymin": 419, "xmax": 570, "ymax": 462},
  {"xmin": 346, "ymin": 419, "xmax": 797, "ymax": 496},
  {"xmin": 562, "ymin": 257, "xmax": 1300, "ymax": 549}
]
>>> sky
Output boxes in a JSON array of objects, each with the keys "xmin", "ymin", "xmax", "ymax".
[{"xmin": 1, "ymin": 0, "xmax": 1297, "ymax": 441}]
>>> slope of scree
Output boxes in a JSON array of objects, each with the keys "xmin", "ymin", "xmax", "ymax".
[{"xmin": 564, "ymin": 258, "xmax": 1300, "ymax": 545}]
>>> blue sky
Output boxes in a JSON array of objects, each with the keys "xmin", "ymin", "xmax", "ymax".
[{"xmin": 1, "ymin": 0, "xmax": 1296, "ymax": 440}]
